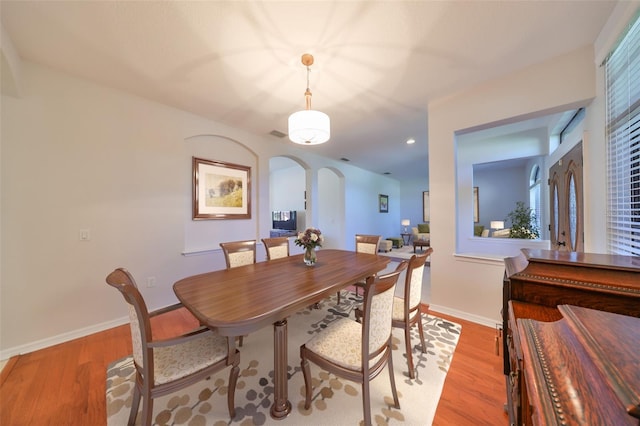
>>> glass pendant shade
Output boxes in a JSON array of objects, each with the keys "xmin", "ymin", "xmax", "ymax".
[{"xmin": 288, "ymin": 110, "xmax": 330, "ymax": 145}]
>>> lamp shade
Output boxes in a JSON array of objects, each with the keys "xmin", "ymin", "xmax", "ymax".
[
  {"xmin": 490, "ymin": 221, "xmax": 505, "ymax": 230},
  {"xmin": 288, "ymin": 110, "xmax": 330, "ymax": 145},
  {"xmin": 401, "ymin": 219, "xmax": 410, "ymax": 226}
]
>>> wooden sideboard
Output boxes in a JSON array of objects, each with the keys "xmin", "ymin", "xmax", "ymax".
[{"xmin": 503, "ymin": 249, "xmax": 640, "ymax": 426}]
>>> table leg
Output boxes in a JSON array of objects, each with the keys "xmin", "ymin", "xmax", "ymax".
[{"xmin": 270, "ymin": 319, "xmax": 292, "ymax": 419}]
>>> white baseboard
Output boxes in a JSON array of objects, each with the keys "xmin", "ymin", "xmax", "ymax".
[
  {"xmin": 0, "ymin": 316, "xmax": 128, "ymax": 361},
  {"xmin": 429, "ymin": 304, "xmax": 501, "ymax": 329}
]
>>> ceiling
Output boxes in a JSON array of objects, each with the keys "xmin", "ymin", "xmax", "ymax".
[{"xmin": 0, "ymin": 1, "xmax": 616, "ymax": 180}]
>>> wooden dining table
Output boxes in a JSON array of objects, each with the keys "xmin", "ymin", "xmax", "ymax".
[{"xmin": 173, "ymin": 248, "xmax": 390, "ymax": 419}]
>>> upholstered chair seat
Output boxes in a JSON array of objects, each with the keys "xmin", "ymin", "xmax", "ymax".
[
  {"xmin": 304, "ymin": 319, "xmax": 385, "ymax": 370},
  {"xmin": 151, "ymin": 331, "xmax": 229, "ymax": 385}
]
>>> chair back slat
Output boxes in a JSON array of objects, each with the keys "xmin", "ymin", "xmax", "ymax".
[
  {"xmin": 105, "ymin": 268, "xmax": 151, "ymax": 370},
  {"xmin": 220, "ymin": 240, "xmax": 257, "ymax": 269},
  {"xmin": 367, "ymin": 282, "xmax": 396, "ymax": 352},
  {"xmin": 227, "ymin": 251, "xmax": 255, "ymax": 268},
  {"xmin": 261, "ymin": 237, "xmax": 290, "ymax": 260},
  {"xmin": 127, "ymin": 304, "xmax": 144, "ymax": 366},
  {"xmin": 407, "ymin": 250, "xmax": 430, "ymax": 309},
  {"xmin": 355, "ymin": 234, "xmax": 381, "ymax": 254},
  {"xmin": 361, "ymin": 263, "xmax": 406, "ymax": 357}
]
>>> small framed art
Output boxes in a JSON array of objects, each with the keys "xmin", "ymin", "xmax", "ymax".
[{"xmin": 379, "ymin": 194, "xmax": 389, "ymax": 213}]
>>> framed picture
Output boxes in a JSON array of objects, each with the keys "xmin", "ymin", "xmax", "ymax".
[
  {"xmin": 379, "ymin": 194, "xmax": 389, "ymax": 213},
  {"xmin": 423, "ymin": 191, "xmax": 430, "ymax": 222},
  {"xmin": 473, "ymin": 186, "xmax": 479, "ymax": 223},
  {"xmin": 193, "ymin": 157, "xmax": 251, "ymax": 220}
]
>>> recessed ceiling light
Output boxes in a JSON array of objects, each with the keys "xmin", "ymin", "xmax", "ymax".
[{"xmin": 406, "ymin": 138, "xmax": 416, "ymax": 145}]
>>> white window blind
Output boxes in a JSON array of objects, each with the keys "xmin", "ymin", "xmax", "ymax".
[{"xmin": 606, "ymin": 13, "xmax": 640, "ymax": 255}]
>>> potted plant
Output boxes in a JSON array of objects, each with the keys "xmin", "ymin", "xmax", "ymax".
[{"xmin": 506, "ymin": 201, "xmax": 540, "ymax": 239}]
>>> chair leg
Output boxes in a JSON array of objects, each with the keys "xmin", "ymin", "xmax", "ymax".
[
  {"xmin": 362, "ymin": 377, "xmax": 372, "ymax": 426},
  {"xmin": 387, "ymin": 345, "xmax": 400, "ymax": 409},
  {"xmin": 140, "ymin": 388, "xmax": 153, "ymax": 426},
  {"xmin": 336, "ymin": 291, "xmax": 341, "ymax": 304},
  {"xmin": 404, "ymin": 322, "xmax": 416, "ymax": 379},
  {"xmin": 227, "ymin": 363, "xmax": 239, "ymax": 419},
  {"xmin": 128, "ymin": 384, "xmax": 141, "ymax": 426},
  {"xmin": 417, "ymin": 313, "xmax": 427, "ymax": 353},
  {"xmin": 301, "ymin": 352, "xmax": 313, "ymax": 409}
]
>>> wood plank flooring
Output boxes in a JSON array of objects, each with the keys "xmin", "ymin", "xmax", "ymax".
[{"xmin": 0, "ymin": 305, "xmax": 508, "ymax": 425}]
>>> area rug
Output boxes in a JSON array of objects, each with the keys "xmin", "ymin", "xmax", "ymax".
[{"xmin": 106, "ymin": 293, "xmax": 460, "ymax": 426}]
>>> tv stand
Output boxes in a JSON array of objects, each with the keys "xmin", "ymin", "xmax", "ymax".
[{"xmin": 269, "ymin": 229, "xmax": 297, "ymax": 238}]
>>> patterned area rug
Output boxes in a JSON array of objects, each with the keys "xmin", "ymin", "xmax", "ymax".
[{"xmin": 106, "ymin": 293, "xmax": 460, "ymax": 425}]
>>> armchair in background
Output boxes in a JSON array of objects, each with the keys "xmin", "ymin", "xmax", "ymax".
[{"xmin": 411, "ymin": 223, "xmax": 430, "ymax": 241}]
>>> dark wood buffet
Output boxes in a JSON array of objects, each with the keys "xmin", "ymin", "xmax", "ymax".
[{"xmin": 502, "ymin": 249, "xmax": 640, "ymax": 426}]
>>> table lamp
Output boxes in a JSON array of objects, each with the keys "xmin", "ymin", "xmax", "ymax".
[
  {"xmin": 490, "ymin": 221, "xmax": 505, "ymax": 230},
  {"xmin": 401, "ymin": 219, "xmax": 410, "ymax": 233}
]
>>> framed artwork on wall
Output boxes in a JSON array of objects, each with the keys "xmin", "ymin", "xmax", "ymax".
[
  {"xmin": 473, "ymin": 186, "xmax": 479, "ymax": 223},
  {"xmin": 379, "ymin": 194, "xmax": 389, "ymax": 213},
  {"xmin": 423, "ymin": 191, "xmax": 430, "ymax": 222},
  {"xmin": 192, "ymin": 157, "xmax": 251, "ymax": 220}
]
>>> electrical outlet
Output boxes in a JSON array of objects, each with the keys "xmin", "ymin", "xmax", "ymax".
[
  {"xmin": 146, "ymin": 277, "xmax": 156, "ymax": 288},
  {"xmin": 79, "ymin": 229, "xmax": 91, "ymax": 241}
]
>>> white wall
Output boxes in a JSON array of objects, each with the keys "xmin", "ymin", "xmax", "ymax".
[
  {"xmin": 473, "ymin": 165, "xmax": 528, "ymax": 230},
  {"xmin": 269, "ymin": 163, "xmax": 306, "ymax": 216},
  {"xmin": 318, "ymin": 167, "xmax": 344, "ymax": 249},
  {"xmin": 399, "ymin": 177, "xmax": 430, "ymax": 229},
  {"xmin": 0, "ymin": 61, "xmax": 400, "ymax": 358},
  {"xmin": 428, "ymin": 45, "xmax": 597, "ymax": 325}
]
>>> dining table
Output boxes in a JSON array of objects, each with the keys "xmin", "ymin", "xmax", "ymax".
[{"xmin": 173, "ymin": 248, "xmax": 390, "ymax": 420}]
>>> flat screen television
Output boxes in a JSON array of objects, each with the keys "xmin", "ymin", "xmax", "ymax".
[{"xmin": 272, "ymin": 210, "xmax": 297, "ymax": 231}]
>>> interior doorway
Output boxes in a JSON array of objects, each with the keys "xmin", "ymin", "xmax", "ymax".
[{"xmin": 549, "ymin": 142, "xmax": 584, "ymax": 252}]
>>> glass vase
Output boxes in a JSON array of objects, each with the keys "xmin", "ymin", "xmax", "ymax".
[{"xmin": 303, "ymin": 247, "xmax": 317, "ymax": 266}]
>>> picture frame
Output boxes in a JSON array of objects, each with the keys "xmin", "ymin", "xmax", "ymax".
[
  {"xmin": 473, "ymin": 186, "xmax": 479, "ymax": 223},
  {"xmin": 423, "ymin": 191, "xmax": 430, "ymax": 222},
  {"xmin": 379, "ymin": 194, "xmax": 389, "ymax": 213},
  {"xmin": 193, "ymin": 157, "xmax": 251, "ymax": 220}
]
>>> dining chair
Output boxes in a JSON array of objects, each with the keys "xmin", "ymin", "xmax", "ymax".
[
  {"xmin": 220, "ymin": 239, "xmax": 257, "ymax": 269},
  {"xmin": 261, "ymin": 236, "xmax": 290, "ymax": 260},
  {"xmin": 338, "ymin": 234, "xmax": 381, "ymax": 303},
  {"xmin": 392, "ymin": 249, "xmax": 432, "ymax": 379},
  {"xmin": 220, "ymin": 239, "xmax": 257, "ymax": 346},
  {"xmin": 105, "ymin": 268, "xmax": 240, "ymax": 426},
  {"xmin": 300, "ymin": 266, "xmax": 404, "ymax": 426}
]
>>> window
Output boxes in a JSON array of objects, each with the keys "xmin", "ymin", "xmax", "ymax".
[
  {"xmin": 529, "ymin": 165, "xmax": 541, "ymax": 236},
  {"xmin": 559, "ymin": 108, "xmax": 585, "ymax": 144},
  {"xmin": 606, "ymin": 13, "xmax": 640, "ymax": 255}
]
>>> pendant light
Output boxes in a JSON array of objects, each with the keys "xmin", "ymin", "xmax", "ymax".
[{"xmin": 288, "ymin": 53, "xmax": 330, "ymax": 145}]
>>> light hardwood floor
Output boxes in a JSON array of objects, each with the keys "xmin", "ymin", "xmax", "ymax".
[{"xmin": 0, "ymin": 305, "xmax": 509, "ymax": 425}]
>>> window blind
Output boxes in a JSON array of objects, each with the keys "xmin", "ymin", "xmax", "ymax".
[{"xmin": 606, "ymin": 13, "xmax": 640, "ymax": 255}]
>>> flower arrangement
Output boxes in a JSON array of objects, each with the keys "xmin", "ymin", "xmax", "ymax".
[{"xmin": 294, "ymin": 227, "xmax": 324, "ymax": 249}]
